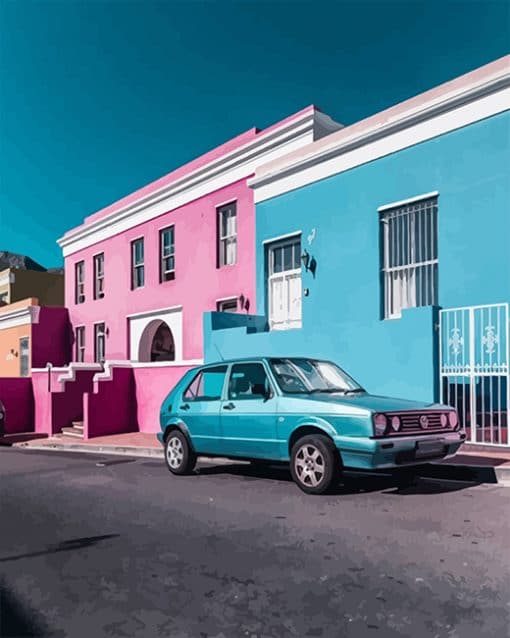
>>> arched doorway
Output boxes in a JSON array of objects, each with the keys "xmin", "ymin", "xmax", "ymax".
[{"xmin": 138, "ymin": 320, "xmax": 175, "ymax": 362}]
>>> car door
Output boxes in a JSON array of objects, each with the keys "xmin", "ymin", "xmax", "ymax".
[
  {"xmin": 178, "ymin": 365, "xmax": 227, "ymax": 455},
  {"xmin": 220, "ymin": 361, "xmax": 279, "ymax": 459}
]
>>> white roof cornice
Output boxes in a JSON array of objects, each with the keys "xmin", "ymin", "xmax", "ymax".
[
  {"xmin": 249, "ymin": 56, "xmax": 510, "ymax": 202},
  {"xmin": 57, "ymin": 108, "xmax": 341, "ymax": 257},
  {"xmin": 0, "ymin": 304, "xmax": 40, "ymax": 329}
]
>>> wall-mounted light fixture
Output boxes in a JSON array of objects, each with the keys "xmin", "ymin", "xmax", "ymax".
[
  {"xmin": 301, "ymin": 249, "xmax": 310, "ymax": 271},
  {"xmin": 10, "ymin": 348, "xmax": 18, "ymax": 357},
  {"xmin": 239, "ymin": 294, "xmax": 250, "ymax": 313}
]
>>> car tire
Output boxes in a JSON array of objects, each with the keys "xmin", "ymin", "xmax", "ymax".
[
  {"xmin": 290, "ymin": 434, "xmax": 340, "ymax": 495},
  {"xmin": 164, "ymin": 430, "xmax": 197, "ymax": 475}
]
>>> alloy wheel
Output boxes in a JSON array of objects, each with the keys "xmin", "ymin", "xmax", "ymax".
[{"xmin": 294, "ymin": 443, "xmax": 325, "ymax": 487}]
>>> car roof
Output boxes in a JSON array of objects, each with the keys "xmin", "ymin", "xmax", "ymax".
[{"xmin": 200, "ymin": 356, "xmax": 326, "ymax": 367}]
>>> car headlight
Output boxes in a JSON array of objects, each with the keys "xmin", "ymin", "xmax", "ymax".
[
  {"xmin": 448, "ymin": 411, "xmax": 459, "ymax": 430},
  {"xmin": 391, "ymin": 415, "xmax": 401, "ymax": 432},
  {"xmin": 440, "ymin": 413, "xmax": 448, "ymax": 428},
  {"xmin": 374, "ymin": 413, "xmax": 388, "ymax": 436}
]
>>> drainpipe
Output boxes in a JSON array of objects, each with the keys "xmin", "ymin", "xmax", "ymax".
[{"xmin": 47, "ymin": 362, "xmax": 53, "ymax": 393}]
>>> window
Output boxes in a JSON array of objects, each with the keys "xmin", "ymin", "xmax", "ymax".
[
  {"xmin": 267, "ymin": 235, "xmax": 302, "ymax": 330},
  {"xmin": 217, "ymin": 202, "xmax": 237, "ymax": 267},
  {"xmin": 19, "ymin": 337, "xmax": 30, "ymax": 377},
  {"xmin": 75, "ymin": 261, "xmax": 85, "ymax": 304},
  {"xmin": 380, "ymin": 196, "xmax": 438, "ymax": 319},
  {"xmin": 228, "ymin": 363, "xmax": 272, "ymax": 400},
  {"xmin": 160, "ymin": 226, "xmax": 175, "ymax": 282},
  {"xmin": 75, "ymin": 326, "xmax": 85, "ymax": 362},
  {"xmin": 94, "ymin": 322, "xmax": 106, "ymax": 363},
  {"xmin": 183, "ymin": 366, "xmax": 228, "ymax": 401},
  {"xmin": 131, "ymin": 238, "xmax": 144, "ymax": 289},
  {"xmin": 216, "ymin": 298, "xmax": 238, "ymax": 313},
  {"xmin": 93, "ymin": 253, "xmax": 104, "ymax": 299}
]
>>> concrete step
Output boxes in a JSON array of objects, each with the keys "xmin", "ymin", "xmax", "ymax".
[
  {"xmin": 72, "ymin": 422, "xmax": 84, "ymax": 431},
  {"xmin": 61, "ymin": 426, "xmax": 84, "ymax": 439}
]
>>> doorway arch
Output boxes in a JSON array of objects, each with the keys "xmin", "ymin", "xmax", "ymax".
[{"xmin": 138, "ymin": 320, "xmax": 175, "ymax": 362}]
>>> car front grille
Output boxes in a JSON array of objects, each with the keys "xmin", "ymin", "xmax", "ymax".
[{"xmin": 389, "ymin": 411, "xmax": 449, "ymax": 435}]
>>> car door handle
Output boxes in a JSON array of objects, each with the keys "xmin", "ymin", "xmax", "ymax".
[
  {"xmin": 223, "ymin": 402, "xmax": 235, "ymax": 410},
  {"xmin": 180, "ymin": 404, "xmax": 190, "ymax": 411}
]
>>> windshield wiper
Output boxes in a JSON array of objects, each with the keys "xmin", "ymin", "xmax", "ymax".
[
  {"xmin": 309, "ymin": 388, "xmax": 365, "ymax": 395},
  {"xmin": 343, "ymin": 388, "xmax": 365, "ymax": 394}
]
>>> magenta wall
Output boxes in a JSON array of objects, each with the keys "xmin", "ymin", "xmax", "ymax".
[
  {"xmin": 32, "ymin": 307, "xmax": 72, "ymax": 368},
  {"xmin": 32, "ymin": 368, "xmax": 97, "ymax": 435},
  {"xmin": 64, "ymin": 178, "xmax": 256, "ymax": 363},
  {"xmin": 0, "ymin": 377, "xmax": 34, "ymax": 433},
  {"xmin": 85, "ymin": 367, "xmax": 137, "ymax": 438},
  {"xmin": 133, "ymin": 365, "xmax": 191, "ymax": 432}
]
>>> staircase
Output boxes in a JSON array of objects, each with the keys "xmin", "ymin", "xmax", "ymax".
[{"xmin": 61, "ymin": 421, "xmax": 84, "ymax": 439}]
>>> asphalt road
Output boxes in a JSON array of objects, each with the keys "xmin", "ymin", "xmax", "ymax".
[{"xmin": 0, "ymin": 448, "xmax": 509, "ymax": 638}]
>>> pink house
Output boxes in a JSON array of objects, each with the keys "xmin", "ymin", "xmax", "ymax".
[{"xmin": 35, "ymin": 106, "xmax": 341, "ymax": 438}]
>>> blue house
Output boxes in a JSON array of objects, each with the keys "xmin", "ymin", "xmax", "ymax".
[{"xmin": 204, "ymin": 56, "xmax": 510, "ymax": 448}]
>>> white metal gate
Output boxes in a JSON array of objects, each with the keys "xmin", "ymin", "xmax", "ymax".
[{"xmin": 439, "ymin": 303, "xmax": 509, "ymax": 446}]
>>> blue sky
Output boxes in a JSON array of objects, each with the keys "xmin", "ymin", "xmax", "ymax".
[{"xmin": 0, "ymin": 0, "xmax": 508, "ymax": 268}]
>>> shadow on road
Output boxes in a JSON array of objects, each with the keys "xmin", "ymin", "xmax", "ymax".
[
  {"xmin": 195, "ymin": 462, "xmax": 483, "ymax": 495},
  {"xmin": 0, "ymin": 582, "xmax": 64, "ymax": 637},
  {"xmin": 0, "ymin": 534, "xmax": 120, "ymax": 564}
]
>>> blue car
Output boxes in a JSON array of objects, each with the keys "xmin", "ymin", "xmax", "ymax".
[{"xmin": 158, "ymin": 357, "xmax": 465, "ymax": 494}]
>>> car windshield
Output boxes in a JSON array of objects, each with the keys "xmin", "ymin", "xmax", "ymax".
[{"xmin": 269, "ymin": 358, "xmax": 364, "ymax": 394}]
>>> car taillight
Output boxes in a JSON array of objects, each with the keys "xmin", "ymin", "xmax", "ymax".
[
  {"xmin": 374, "ymin": 413, "xmax": 388, "ymax": 436},
  {"xmin": 448, "ymin": 411, "xmax": 459, "ymax": 429}
]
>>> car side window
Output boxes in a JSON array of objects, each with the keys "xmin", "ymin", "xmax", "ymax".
[
  {"xmin": 228, "ymin": 363, "xmax": 271, "ymax": 400},
  {"xmin": 183, "ymin": 366, "xmax": 227, "ymax": 401}
]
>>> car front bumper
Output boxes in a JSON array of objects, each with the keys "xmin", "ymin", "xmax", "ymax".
[{"xmin": 334, "ymin": 432, "xmax": 466, "ymax": 469}]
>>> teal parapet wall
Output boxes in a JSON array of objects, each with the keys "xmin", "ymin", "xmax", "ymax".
[{"xmin": 205, "ymin": 111, "xmax": 510, "ymax": 403}]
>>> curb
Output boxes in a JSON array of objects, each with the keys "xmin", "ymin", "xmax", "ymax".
[
  {"xmin": 9, "ymin": 442, "xmax": 236, "ymax": 465},
  {"xmin": 6, "ymin": 443, "xmax": 510, "ymax": 485}
]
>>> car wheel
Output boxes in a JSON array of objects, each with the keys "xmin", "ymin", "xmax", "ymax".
[
  {"xmin": 164, "ymin": 430, "xmax": 197, "ymax": 475},
  {"xmin": 290, "ymin": 434, "xmax": 340, "ymax": 495}
]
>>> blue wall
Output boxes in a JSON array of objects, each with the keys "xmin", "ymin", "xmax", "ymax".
[{"xmin": 205, "ymin": 111, "xmax": 510, "ymax": 402}]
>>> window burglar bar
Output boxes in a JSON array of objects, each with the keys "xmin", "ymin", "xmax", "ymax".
[
  {"xmin": 94, "ymin": 323, "xmax": 106, "ymax": 364},
  {"xmin": 75, "ymin": 326, "xmax": 85, "ymax": 363},
  {"xmin": 380, "ymin": 197, "xmax": 438, "ymax": 319},
  {"xmin": 160, "ymin": 227, "xmax": 175, "ymax": 282},
  {"xmin": 218, "ymin": 202, "xmax": 237, "ymax": 267},
  {"xmin": 94, "ymin": 253, "xmax": 104, "ymax": 299},
  {"xmin": 131, "ymin": 238, "xmax": 145, "ymax": 289},
  {"xmin": 75, "ymin": 261, "xmax": 85, "ymax": 304}
]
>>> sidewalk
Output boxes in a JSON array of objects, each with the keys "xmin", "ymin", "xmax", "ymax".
[{"xmin": 2, "ymin": 432, "xmax": 510, "ymax": 485}]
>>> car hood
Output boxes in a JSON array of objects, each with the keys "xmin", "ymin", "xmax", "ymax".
[{"xmin": 294, "ymin": 392, "xmax": 442, "ymax": 413}]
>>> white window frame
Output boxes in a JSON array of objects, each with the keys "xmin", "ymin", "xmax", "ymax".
[
  {"xmin": 216, "ymin": 297, "xmax": 238, "ymax": 313},
  {"xmin": 75, "ymin": 326, "xmax": 85, "ymax": 362},
  {"xmin": 93, "ymin": 253, "xmax": 104, "ymax": 300},
  {"xmin": 217, "ymin": 202, "xmax": 237, "ymax": 267},
  {"xmin": 94, "ymin": 322, "xmax": 106, "ymax": 363},
  {"xmin": 75, "ymin": 261, "xmax": 85, "ymax": 304},
  {"xmin": 380, "ymin": 195, "xmax": 438, "ymax": 319},
  {"xmin": 267, "ymin": 234, "xmax": 302, "ymax": 331},
  {"xmin": 160, "ymin": 226, "xmax": 175, "ymax": 282},
  {"xmin": 131, "ymin": 238, "xmax": 145, "ymax": 289},
  {"xmin": 19, "ymin": 336, "xmax": 30, "ymax": 377}
]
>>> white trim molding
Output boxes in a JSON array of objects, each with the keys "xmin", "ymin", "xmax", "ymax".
[
  {"xmin": 57, "ymin": 362, "xmax": 103, "ymax": 386},
  {"xmin": 250, "ymin": 57, "xmax": 510, "ymax": 202},
  {"xmin": 378, "ymin": 191, "xmax": 439, "ymax": 212},
  {"xmin": 126, "ymin": 305, "xmax": 183, "ymax": 320},
  {"xmin": 57, "ymin": 109, "xmax": 342, "ymax": 257},
  {"xmin": 262, "ymin": 230, "xmax": 302, "ymax": 244},
  {"xmin": 0, "ymin": 270, "xmax": 15, "ymax": 288},
  {"xmin": 0, "ymin": 304, "xmax": 40, "ymax": 330}
]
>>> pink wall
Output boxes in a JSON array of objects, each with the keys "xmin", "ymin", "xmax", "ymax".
[
  {"xmin": 85, "ymin": 367, "xmax": 137, "ymax": 438},
  {"xmin": 133, "ymin": 365, "xmax": 192, "ymax": 433},
  {"xmin": 0, "ymin": 377, "xmax": 34, "ymax": 434},
  {"xmin": 32, "ymin": 307, "xmax": 72, "ymax": 368},
  {"xmin": 65, "ymin": 178, "xmax": 255, "ymax": 363}
]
